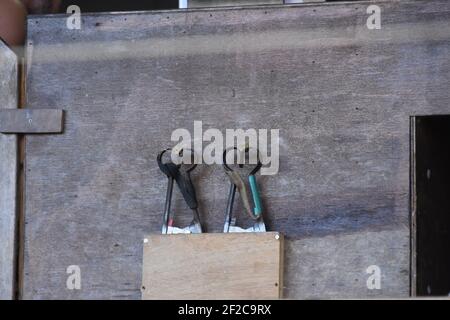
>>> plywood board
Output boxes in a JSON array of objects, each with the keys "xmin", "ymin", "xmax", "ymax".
[
  {"xmin": 22, "ymin": 0, "xmax": 450, "ymax": 299},
  {"xmin": 0, "ymin": 39, "xmax": 18, "ymax": 300},
  {"xmin": 142, "ymin": 232, "xmax": 283, "ymax": 299}
]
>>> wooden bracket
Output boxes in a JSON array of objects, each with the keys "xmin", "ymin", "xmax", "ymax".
[{"xmin": 0, "ymin": 109, "xmax": 64, "ymax": 134}]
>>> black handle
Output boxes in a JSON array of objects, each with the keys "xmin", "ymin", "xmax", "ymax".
[
  {"xmin": 174, "ymin": 171, "xmax": 198, "ymax": 210},
  {"xmin": 157, "ymin": 148, "xmax": 198, "ymax": 210}
]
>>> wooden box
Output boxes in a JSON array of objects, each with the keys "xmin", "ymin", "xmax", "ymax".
[{"xmin": 142, "ymin": 232, "xmax": 284, "ymax": 300}]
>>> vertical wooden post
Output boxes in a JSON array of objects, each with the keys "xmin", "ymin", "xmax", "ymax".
[{"xmin": 0, "ymin": 39, "xmax": 18, "ymax": 300}]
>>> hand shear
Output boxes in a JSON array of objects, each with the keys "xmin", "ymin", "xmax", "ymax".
[
  {"xmin": 157, "ymin": 148, "xmax": 203, "ymax": 234},
  {"xmin": 222, "ymin": 147, "xmax": 266, "ymax": 233}
]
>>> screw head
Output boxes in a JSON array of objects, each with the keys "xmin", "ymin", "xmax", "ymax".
[
  {"xmin": 275, "ymin": 234, "xmax": 280, "ymax": 240},
  {"xmin": 143, "ymin": 238, "xmax": 149, "ymax": 244}
]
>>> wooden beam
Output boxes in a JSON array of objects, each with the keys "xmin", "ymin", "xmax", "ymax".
[
  {"xmin": 0, "ymin": 109, "xmax": 64, "ymax": 134},
  {"xmin": 0, "ymin": 39, "xmax": 18, "ymax": 300}
]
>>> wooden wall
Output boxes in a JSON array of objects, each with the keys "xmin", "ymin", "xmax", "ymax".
[{"xmin": 21, "ymin": 0, "xmax": 450, "ymax": 299}]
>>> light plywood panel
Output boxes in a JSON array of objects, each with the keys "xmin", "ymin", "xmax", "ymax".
[{"xmin": 142, "ymin": 232, "xmax": 284, "ymax": 299}]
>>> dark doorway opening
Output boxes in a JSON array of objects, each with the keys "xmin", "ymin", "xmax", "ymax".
[{"xmin": 412, "ymin": 115, "xmax": 450, "ymax": 296}]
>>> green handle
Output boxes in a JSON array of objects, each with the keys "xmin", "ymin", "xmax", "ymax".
[{"xmin": 249, "ymin": 175, "xmax": 262, "ymax": 217}]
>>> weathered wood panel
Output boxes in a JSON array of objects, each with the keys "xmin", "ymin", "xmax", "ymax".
[
  {"xmin": 142, "ymin": 232, "xmax": 283, "ymax": 299},
  {"xmin": 23, "ymin": 0, "xmax": 450, "ymax": 299},
  {"xmin": 0, "ymin": 39, "xmax": 18, "ymax": 300},
  {"xmin": 0, "ymin": 109, "xmax": 64, "ymax": 134}
]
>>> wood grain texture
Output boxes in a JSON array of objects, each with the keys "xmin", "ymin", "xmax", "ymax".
[
  {"xmin": 0, "ymin": 39, "xmax": 18, "ymax": 300},
  {"xmin": 285, "ymin": 230, "xmax": 409, "ymax": 298},
  {"xmin": 0, "ymin": 109, "xmax": 64, "ymax": 133},
  {"xmin": 23, "ymin": 0, "xmax": 450, "ymax": 299},
  {"xmin": 142, "ymin": 232, "xmax": 283, "ymax": 299}
]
